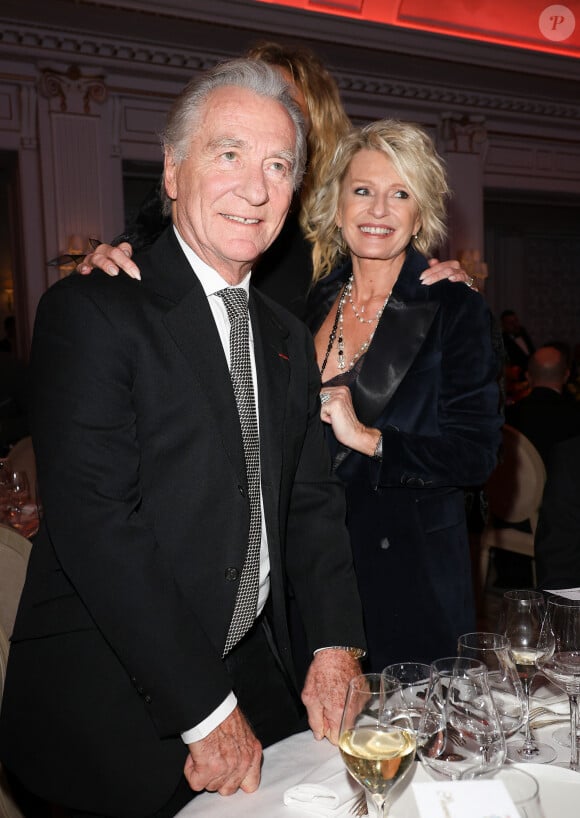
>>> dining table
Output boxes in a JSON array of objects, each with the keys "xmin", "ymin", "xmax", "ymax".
[{"xmin": 176, "ymin": 676, "xmax": 580, "ymax": 818}]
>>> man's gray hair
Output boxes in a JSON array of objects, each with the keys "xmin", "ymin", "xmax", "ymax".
[{"xmin": 161, "ymin": 58, "xmax": 307, "ymax": 216}]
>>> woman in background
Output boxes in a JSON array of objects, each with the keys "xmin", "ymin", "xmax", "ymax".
[{"xmin": 306, "ymin": 119, "xmax": 502, "ymax": 670}]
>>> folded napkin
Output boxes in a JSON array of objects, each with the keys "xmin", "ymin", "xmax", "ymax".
[{"xmin": 283, "ymin": 755, "xmax": 362, "ymax": 816}]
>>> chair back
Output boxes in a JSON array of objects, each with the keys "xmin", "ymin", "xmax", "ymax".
[
  {"xmin": 0, "ymin": 525, "xmax": 32, "ymax": 639},
  {"xmin": 485, "ymin": 424, "xmax": 546, "ymax": 530},
  {"xmin": 6, "ymin": 436, "xmax": 36, "ymax": 503}
]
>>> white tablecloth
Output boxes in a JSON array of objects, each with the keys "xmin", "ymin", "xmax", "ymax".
[{"xmin": 176, "ymin": 710, "xmax": 579, "ymax": 818}]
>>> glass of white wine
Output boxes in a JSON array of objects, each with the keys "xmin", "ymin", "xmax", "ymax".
[
  {"xmin": 500, "ymin": 589, "xmax": 556, "ymax": 764},
  {"xmin": 339, "ymin": 673, "xmax": 416, "ymax": 817}
]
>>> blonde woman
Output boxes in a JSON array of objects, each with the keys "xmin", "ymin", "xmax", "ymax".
[{"xmin": 306, "ymin": 120, "xmax": 502, "ymax": 670}]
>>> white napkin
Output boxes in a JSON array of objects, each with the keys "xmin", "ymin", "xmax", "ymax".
[{"xmin": 283, "ymin": 755, "xmax": 362, "ymax": 815}]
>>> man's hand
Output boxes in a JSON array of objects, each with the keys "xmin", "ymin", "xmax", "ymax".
[
  {"xmin": 301, "ymin": 649, "xmax": 361, "ymax": 745},
  {"xmin": 420, "ymin": 257, "xmax": 474, "ymax": 288},
  {"xmin": 77, "ymin": 241, "xmax": 141, "ymax": 280},
  {"xmin": 183, "ymin": 706, "xmax": 263, "ymax": 796}
]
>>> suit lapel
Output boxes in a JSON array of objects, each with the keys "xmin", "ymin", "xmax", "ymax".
[
  {"xmin": 249, "ymin": 292, "xmax": 290, "ymax": 504},
  {"xmin": 330, "ymin": 247, "xmax": 440, "ymax": 467},
  {"xmin": 352, "ymin": 295, "xmax": 439, "ymax": 426},
  {"xmin": 140, "ymin": 229, "xmax": 247, "ymax": 483},
  {"xmin": 163, "ymin": 288, "xmax": 247, "ymax": 482}
]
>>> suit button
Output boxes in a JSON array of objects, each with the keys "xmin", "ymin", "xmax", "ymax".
[
  {"xmin": 137, "ymin": 685, "xmax": 144, "ymax": 695},
  {"xmin": 405, "ymin": 477, "xmax": 425, "ymax": 488},
  {"xmin": 144, "ymin": 695, "xmax": 152, "ymax": 704},
  {"xmin": 225, "ymin": 567, "xmax": 239, "ymax": 581},
  {"xmin": 238, "ymin": 485, "xmax": 245, "ymax": 497}
]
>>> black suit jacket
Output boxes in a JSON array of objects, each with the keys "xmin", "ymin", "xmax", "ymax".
[
  {"xmin": 502, "ymin": 329, "xmax": 534, "ymax": 371},
  {"xmin": 308, "ymin": 248, "xmax": 502, "ymax": 668},
  {"xmin": 535, "ymin": 435, "xmax": 580, "ymax": 589},
  {"xmin": 0, "ymin": 228, "xmax": 364, "ymax": 816}
]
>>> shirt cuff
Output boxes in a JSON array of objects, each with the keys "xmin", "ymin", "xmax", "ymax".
[{"xmin": 180, "ymin": 691, "xmax": 238, "ymax": 744}]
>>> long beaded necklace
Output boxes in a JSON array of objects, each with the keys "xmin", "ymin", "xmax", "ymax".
[{"xmin": 320, "ymin": 276, "xmax": 391, "ymax": 375}]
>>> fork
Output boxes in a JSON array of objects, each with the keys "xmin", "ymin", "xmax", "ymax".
[
  {"xmin": 349, "ymin": 791, "xmax": 368, "ymax": 816},
  {"xmin": 528, "ymin": 704, "xmax": 568, "ymax": 720},
  {"xmin": 529, "ymin": 715, "xmax": 570, "ymax": 730}
]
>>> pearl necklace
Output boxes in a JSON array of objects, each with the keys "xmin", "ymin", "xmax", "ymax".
[
  {"xmin": 347, "ymin": 278, "xmax": 386, "ymax": 324},
  {"xmin": 320, "ymin": 276, "xmax": 391, "ymax": 375}
]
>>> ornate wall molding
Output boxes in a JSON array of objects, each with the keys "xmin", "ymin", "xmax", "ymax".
[
  {"xmin": 440, "ymin": 113, "xmax": 488, "ymax": 155},
  {"xmin": 2, "ymin": 20, "xmax": 580, "ymax": 126},
  {"xmin": 38, "ymin": 65, "xmax": 107, "ymax": 115},
  {"xmin": 335, "ymin": 75, "xmax": 580, "ymax": 124},
  {"xmin": 0, "ymin": 23, "xmax": 219, "ymax": 77}
]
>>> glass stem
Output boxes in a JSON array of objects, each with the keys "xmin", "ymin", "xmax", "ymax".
[
  {"xmin": 520, "ymin": 677, "xmax": 537, "ymax": 757},
  {"xmin": 371, "ymin": 794, "xmax": 387, "ymax": 817},
  {"xmin": 569, "ymin": 694, "xmax": 579, "ymax": 771}
]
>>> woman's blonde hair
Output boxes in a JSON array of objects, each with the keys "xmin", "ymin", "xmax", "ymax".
[
  {"xmin": 306, "ymin": 120, "xmax": 450, "ymax": 283},
  {"xmin": 247, "ymin": 42, "xmax": 352, "ymax": 232}
]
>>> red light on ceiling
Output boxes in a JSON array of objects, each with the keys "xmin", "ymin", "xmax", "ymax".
[{"xmin": 256, "ymin": 0, "xmax": 580, "ymax": 59}]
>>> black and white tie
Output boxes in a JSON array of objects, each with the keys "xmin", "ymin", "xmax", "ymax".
[{"xmin": 218, "ymin": 288, "xmax": 262, "ymax": 656}]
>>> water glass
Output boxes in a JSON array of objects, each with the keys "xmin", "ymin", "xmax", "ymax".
[
  {"xmin": 417, "ymin": 656, "xmax": 506, "ymax": 780},
  {"xmin": 458, "ymin": 632, "xmax": 526, "ymax": 738}
]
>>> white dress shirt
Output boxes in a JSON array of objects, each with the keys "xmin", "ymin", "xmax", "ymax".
[{"xmin": 174, "ymin": 227, "xmax": 270, "ymax": 744}]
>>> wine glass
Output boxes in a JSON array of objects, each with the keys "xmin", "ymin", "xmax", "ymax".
[
  {"xmin": 6, "ymin": 470, "xmax": 30, "ymax": 529},
  {"xmin": 382, "ymin": 662, "xmax": 431, "ymax": 734},
  {"xmin": 457, "ymin": 632, "xmax": 527, "ymax": 740},
  {"xmin": 339, "ymin": 673, "xmax": 416, "ymax": 817},
  {"xmin": 416, "ymin": 656, "xmax": 505, "ymax": 780},
  {"xmin": 536, "ymin": 596, "xmax": 580, "ymax": 771},
  {"xmin": 500, "ymin": 589, "xmax": 556, "ymax": 763},
  {"xmin": 0, "ymin": 458, "xmax": 12, "ymax": 521}
]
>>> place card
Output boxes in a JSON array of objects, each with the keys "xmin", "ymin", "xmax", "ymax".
[
  {"xmin": 547, "ymin": 587, "xmax": 580, "ymax": 601},
  {"xmin": 412, "ymin": 780, "xmax": 519, "ymax": 818}
]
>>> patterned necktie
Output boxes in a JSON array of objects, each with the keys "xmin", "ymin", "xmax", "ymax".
[{"xmin": 217, "ymin": 288, "xmax": 262, "ymax": 656}]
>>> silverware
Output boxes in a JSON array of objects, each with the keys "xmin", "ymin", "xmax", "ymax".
[
  {"xmin": 529, "ymin": 716, "xmax": 570, "ymax": 730},
  {"xmin": 528, "ymin": 704, "xmax": 568, "ymax": 720},
  {"xmin": 349, "ymin": 791, "xmax": 368, "ymax": 816}
]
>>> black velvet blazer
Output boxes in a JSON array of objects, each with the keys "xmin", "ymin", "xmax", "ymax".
[{"xmin": 307, "ymin": 246, "xmax": 503, "ymax": 491}]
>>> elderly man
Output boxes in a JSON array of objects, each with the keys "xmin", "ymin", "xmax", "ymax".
[{"xmin": 0, "ymin": 60, "xmax": 365, "ymax": 818}]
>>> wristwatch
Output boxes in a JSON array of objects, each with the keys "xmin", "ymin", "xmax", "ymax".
[
  {"xmin": 314, "ymin": 646, "xmax": 367, "ymax": 660},
  {"xmin": 372, "ymin": 433, "xmax": 383, "ymax": 461}
]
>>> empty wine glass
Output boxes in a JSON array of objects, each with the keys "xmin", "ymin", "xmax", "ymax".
[
  {"xmin": 500, "ymin": 589, "xmax": 556, "ymax": 764},
  {"xmin": 382, "ymin": 662, "xmax": 431, "ymax": 734},
  {"xmin": 536, "ymin": 596, "xmax": 580, "ymax": 772},
  {"xmin": 6, "ymin": 470, "xmax": 30, "ymax": 529},
  {"xmin": 416, "ymin": 656, "xmax": 505, "ymax": 780},
  {"xmin": 0, "ymin": 458, "xmax": 11, "ymax": 521},
  {"xmin": 339, "ymin": 673, "xmax": 416, "ymax": 817},
  {"xmin": 458, "ymin": 632, "xmax": 527, "ymax": 740}
]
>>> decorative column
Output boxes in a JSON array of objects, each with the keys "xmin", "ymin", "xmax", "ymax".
[
  {"xmin": 439, "ymin": 113, "xmax": 489, "ymax": 290},
  {"xmin": 37, "ymin": 64, "xmax": 121, "ymax": 282}
]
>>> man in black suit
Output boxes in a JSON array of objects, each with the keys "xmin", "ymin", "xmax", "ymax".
[
  {"xmin": 501, "ymin": 309, "xmax": 535, "ymax": 373},
  {"xmin": 535, "ymin": 435, "xmax": 580, "ymax": 589},
  {"xmin": 0, "ymin": 60, "xmax": 365, "ymax": 818},
  {"xmin": 506, "ymin": 345, "xmax": 580, "ymax": 465}
]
